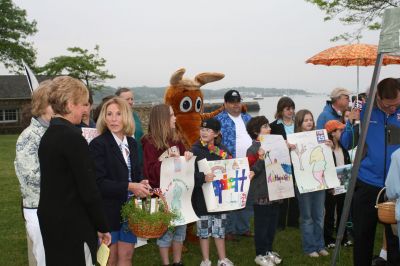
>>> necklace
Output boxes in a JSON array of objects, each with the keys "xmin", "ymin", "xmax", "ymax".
[{"xmin": 200, "ymin": 140, "xmax": 232, "ymax": 160}]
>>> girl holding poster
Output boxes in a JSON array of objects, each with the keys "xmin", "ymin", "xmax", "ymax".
[
  {"xmin": 142, "ymin": 104, "xmax": 193, "ymax": 266},
  {"xmin": 291, "ymin": 110, "xmax": 331, "ymax": 258},
  {"xmin": 191, "ymin": 118, "xmax": 234, "ymax": 266},
  {"xmin": 246, "ymin": 116, "xmax": 282, "ymax": 266}
]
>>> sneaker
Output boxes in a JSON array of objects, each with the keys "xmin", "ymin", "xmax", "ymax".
[
  {"xmin": 343, "ymin": 240, "xmax": 353, "ymax": 247},
  {"xmin": 254, "ymin": 255, "xmax": 275, "ymax": 266},
  {"xmin": 200, "ymin": 259, "xmax": 211, "ymax": 266},
  {"xmin": 326, "ymin": 242, "xmax": 336, "ymax": 249},
  {"xmin": 266, "ymin": 251, "xmax": 282, "ymax": 264},
  {"xmin": 318, "ymin": 249, "xmax": 329, "ymax": 256},
  {"xmin": 217, "ymin": 258, "xmax": 234, "ymax": 266},
  {"xmin": 308, "ymin": 251, "xmax": 319, "ymax": 258}
]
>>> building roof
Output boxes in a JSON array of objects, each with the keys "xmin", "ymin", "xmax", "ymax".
[{"xmin": 0, "ymin": 75, "xmax": 52, "ymax": 99}]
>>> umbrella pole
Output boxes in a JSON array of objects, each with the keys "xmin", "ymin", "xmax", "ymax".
[{"xmin": 330, "ymin": 53, "xmax": 384, "ymax": 266}]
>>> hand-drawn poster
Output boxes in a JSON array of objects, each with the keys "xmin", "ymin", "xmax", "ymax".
[
  {"xmin": 259, "ymin": 134, "xmax": 295, "ymax": 201},
  {"xmin": 160, "ymin": 156, "xmax": 199, "ymax": 226},
  {"xmin": 198, "ymin": 157, "xmax": 250, "ymax": 212},
  {"xmin": 81, "ymin": 128, "xmax": 99, "ymax": 144},
  {"xmin": 287, "ymin": 129, "xmax": 340, "ymax": 194},
  {"xmin": 333, "ymin": 164, "xmax": 352, "ymax": 195}
]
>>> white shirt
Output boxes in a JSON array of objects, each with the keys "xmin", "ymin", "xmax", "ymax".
[
  {"xmin": 111, "ymin": 133, "xmax": 129, "ymax": 165},
  {"xmin": 228, "ymin": 113, "xmax": 252, "ymax": 158}
]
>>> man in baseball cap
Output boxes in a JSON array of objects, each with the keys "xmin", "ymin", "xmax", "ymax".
[{"xmin": 317, "ymin": 87, "xmax": 352, "ymax": 129}]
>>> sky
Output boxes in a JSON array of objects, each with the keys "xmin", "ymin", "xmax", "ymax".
[{"xmin": 3, "ymin": 0, "xmax": 400, "ymax": 93}]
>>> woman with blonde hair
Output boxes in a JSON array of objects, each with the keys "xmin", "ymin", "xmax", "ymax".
[
  {"xmin": 142, "ymin": 103, "xmax": 193, "ymax": 266},
  {"xmin": 38, "ymin": 76, "xmax": 111, "ymax": 265},
  {"xmin": 89, "ymin": 97, "xmax": 151, "ymax": 266},
  {"xmin": 15, "ymin": 80, "xmax": 54, "ymax": 266}
]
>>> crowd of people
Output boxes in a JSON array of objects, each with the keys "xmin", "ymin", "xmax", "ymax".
[{"xmin": 14, "ymin": 75, "xmax": 400, "ymax": 266}]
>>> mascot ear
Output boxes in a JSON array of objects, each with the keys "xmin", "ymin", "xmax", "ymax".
[
  {"xmin": 170, "ymin": 68, "xmax": 186, "ymax": 85},
  {"xmin": 195, "ymin": 72, "xmax": 225, "ymax": 86}
]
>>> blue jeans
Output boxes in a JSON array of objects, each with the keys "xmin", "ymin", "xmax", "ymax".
[{"xmin": 296, "ymin": 188, "xmax": 325, "ymax": 254}]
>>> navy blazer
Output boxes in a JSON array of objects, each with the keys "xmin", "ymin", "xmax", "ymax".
[{"xmin": 89, "ymin": 130, "xmax": 143, "ymax": 231}]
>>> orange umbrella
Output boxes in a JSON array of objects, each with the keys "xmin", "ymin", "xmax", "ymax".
[{"xmin": 306, "ymin": 43, "xmax": 400, "ymax": 92}]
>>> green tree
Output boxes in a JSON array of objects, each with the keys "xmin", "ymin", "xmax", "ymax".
[
  {"xmin": 0, "ymin": 0, "xmax": 37, "ymax": 72},
  {"xmin": 39, "ymin": 45, "xmax": 115, "ymax": 91},
  {"xmin": 306, "ymin": 0, "xmax": 400, "ymax": 42}
]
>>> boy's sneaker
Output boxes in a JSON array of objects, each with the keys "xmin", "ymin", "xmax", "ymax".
[
  {"xmin": 266, "ymin": 251, "xmax": 282, "ymax": 264},
  {"xmin": 217, "ymin": 258, "xmax": 234, "ymax": 266},
  {"xmin": 254, "ymin": 255, "xmax": 275, "ymax": 266},
  {"xmin": 318, "ymin": 249, "xmax": 329, "ymax": 256},
  {"xmin": 326, "ymin": 242, "xmax": 336, "ymax": 248},
  {"xmin": 343, "ymin": 240, "xmax": 353, "ymax": 247},
  {"xmin": 200, "ymin": 259, "xmax": 211, "ymax": 266},
  {"xmin": 308, "ymin": 251, "xmax": 319, "ymax": 258}
]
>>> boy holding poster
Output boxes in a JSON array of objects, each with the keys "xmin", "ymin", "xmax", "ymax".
[
  {"xmin": 246, "ymin": 116, "xmax": 282, "ymax": 266},
  {"xmin": 191, "ymin": 118, "xmax": 234, "ymax": 266}
]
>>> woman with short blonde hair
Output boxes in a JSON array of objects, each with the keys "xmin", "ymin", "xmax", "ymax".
[{"xmin": 96, "ymin": 97, "xmax": 135, "ymax": 136}]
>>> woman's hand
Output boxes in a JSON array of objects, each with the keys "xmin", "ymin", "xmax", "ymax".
[
  {"xmin": 184, "ymin": 151, "xmax": 193, "ymax": 161},
  {"xmin": 204, "ymin": 173, "xmax": 215, "ymax": 182},
  {"xmin": 128, "ymin": 182, "xmax": 151, "ymax": 198},
  {"xmin": 98, "ymin": 232, "xmax": 112, "ymax": 246}
]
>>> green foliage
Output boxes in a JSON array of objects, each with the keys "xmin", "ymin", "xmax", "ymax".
[
  {"xmin": 38, "ymin": 45, "xmax": 115, "ymax": 91},
  {"xmin": 306, "ymin": 0, "xmax": 400, "ymax": 42},
  {"xmin": 121, "ymin": 197, "xmax": 177, "ymax": 231},
  {"xmin": 0, "ymin": 0, "xmax": 37, "ymax": 73}
]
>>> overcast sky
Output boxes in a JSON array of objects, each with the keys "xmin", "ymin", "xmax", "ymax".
[{"xmin": 3, "ymin": 0, "xmax": 399, "ymax": 93}]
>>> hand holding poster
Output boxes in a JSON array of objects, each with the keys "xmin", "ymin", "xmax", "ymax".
[
  {"xmin": 259, "ymin": 134, "xmax": 295, "ymax": 201},
  {"xmin": 287, "ymin": 129, "xmax": 340, "ymax": 194},
  {"xmin": 160, "ymin": 156, "xmax": 199, "ymax": 226},
  {"xmin": 198, "ymin": 157, "xmax": 250, "ymax": 212}
]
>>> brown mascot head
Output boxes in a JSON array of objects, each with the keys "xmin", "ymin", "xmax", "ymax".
[{"xmin": 164, "ymin": 68, "xmax": 224, "ymax": 148}]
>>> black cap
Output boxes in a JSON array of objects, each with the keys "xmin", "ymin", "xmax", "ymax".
[
  {"xmin": 201, "ymin": 118, "xmax": 221, "ymax": 132},
  {"xmin": 224, "ymin": 89, "xmax": 242, "ymax": 103}
]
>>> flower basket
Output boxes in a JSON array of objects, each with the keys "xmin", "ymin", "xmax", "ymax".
[
  {"xmin": 121, "ymin": 190, "xmax": 176, "ymax": 239},
  {"xmin": 375, "ymin": 187, "xmax": 396, "ymax": 225}
]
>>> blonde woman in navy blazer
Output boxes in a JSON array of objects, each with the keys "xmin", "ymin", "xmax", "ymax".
[{"xmin": 89, "ymin": 97, "xmax": 151, "ymax": 266}]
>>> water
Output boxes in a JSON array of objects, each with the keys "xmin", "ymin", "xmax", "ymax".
[{"xmin": 206, "ymin": 94, "xmax": 329, "ymax": 121}]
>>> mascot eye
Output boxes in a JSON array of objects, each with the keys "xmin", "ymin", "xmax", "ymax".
[
  {"xmin": 179, "ymin": 96, "xmax": 193, "ymax": 112},
  {"xmin": 195, "ymin": 97, "xmax": 202, "ymax": 112}
]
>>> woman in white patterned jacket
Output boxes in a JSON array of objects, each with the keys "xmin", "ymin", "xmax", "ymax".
[{"xmin": 14, "ymin": 80, "xmax": 54, "ymax": 266}]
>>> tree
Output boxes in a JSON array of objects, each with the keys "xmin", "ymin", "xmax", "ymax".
[
  {"xmin": 306, "ymin": 0, "xmax": 400, "ymax": 42},
  {"xmin": 39, "ymin": 45, "xmax": 115, "ymax": 91},
  {"xmin": 0, "ymin": 0, "xmax": 37, "ymax": 73}
]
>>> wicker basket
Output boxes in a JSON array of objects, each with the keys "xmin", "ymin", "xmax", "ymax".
[
  {"xmin": 375, "ymin": 187, "xmax": 396, "ymax": 225},
  {"xmin": 128, "ymin": 191, "xmax": 170, "ymax": 238}
]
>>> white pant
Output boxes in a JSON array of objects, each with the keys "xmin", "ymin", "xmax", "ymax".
[{"xmin": 24, "ymin": 208, "xmax": 46, "ymax": 266}]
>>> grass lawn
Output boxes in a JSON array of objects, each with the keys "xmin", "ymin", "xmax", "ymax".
[{"xmin": 0, "ymin": 134, "xmax": 384, "ymax": 266}]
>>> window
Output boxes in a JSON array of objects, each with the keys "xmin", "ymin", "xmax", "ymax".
[{"xmin": 0, "ymin": 109, "xmax": 18, "ymax": 123}]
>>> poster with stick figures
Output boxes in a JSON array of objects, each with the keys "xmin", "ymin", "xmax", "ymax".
[
  {"xmin": 160, "ymin": 156, "xmax": 199, "ymax": 226},
  {"xmin": 259, "ymin": 134, "xmax": 295, "ymax": 201},
  {"xmin": 287, "ymin": 130, "xmax": 340, "ymax": 194}
]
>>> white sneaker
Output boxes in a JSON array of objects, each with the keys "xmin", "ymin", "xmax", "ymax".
[
  {"xmin": 254, "ymin": 255, "xmax": 275, "ymax": 266},
  {"xmin": 318, "ymin": 249, "xmax": 329, "ymax": 256},
  {"xmin": 266, "ymin": 251, "xmax": 282, "ymax": 264},
  {"xmin": 308, "ymin": 251, "xmax": 319, "ymax": 257},
  {"xmin": 217, "ymin": 257, "xmax": 234, "ymax": 266},
  {"xmin": 200, "ymin": 259, "xmax": 212, "ymax": 266}
]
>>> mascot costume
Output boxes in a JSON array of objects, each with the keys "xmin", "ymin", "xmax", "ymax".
[{"xmin": 164, "ymin": 68, "xmax": 225, "ymax": 149}]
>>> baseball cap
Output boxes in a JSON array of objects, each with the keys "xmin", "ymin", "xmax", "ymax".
[
  {"xmin": 201, "ymin": 118, "xmax": 221, "ymax": 132},
  {"xmin": 325, "ymin": 120, "xmax": 345, "ymax": 133},
  {"xmin": 224, "ymin": 89, "xmax": 242, "ymax": 102},
  {"xmin": 330, "ymin": 87, "xmax": 351, "ymax": 99}
]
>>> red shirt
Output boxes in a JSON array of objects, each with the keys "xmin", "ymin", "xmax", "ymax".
[{"xmin": 141, "ymin": 135, "xmax": 186, "ymax": 188}]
